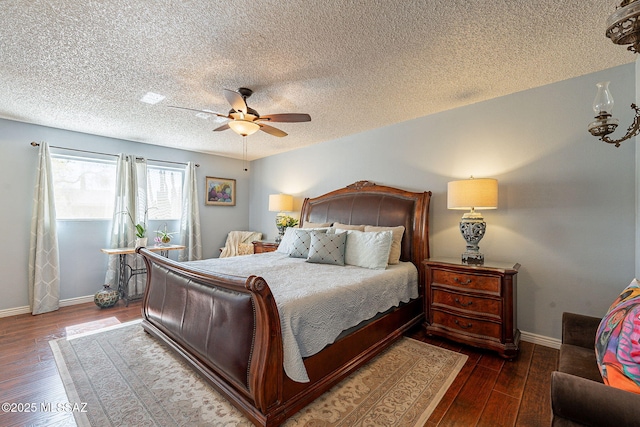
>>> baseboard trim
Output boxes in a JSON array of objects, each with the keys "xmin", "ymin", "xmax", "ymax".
[
  {"xmin": 0, "ymin": 295, "xmax": 94, "ymax": 318},
  {"xmin": 0, "ymin": 301, "xmax": 565, "ymax": 350},
  {"xmin": 520, "ymin": 330, "xmax": 561, "ymax": 349}
]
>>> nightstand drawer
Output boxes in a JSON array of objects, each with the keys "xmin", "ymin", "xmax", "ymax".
[
  {"xmin": 432, "ymin": 269, "xmax": 501, "ymax": 293},
  {"xmin": 432, "ymin": 289, "xmax": 501, "ymax": 319},
  {"xmin": 432, "ymin": 311, "xmax": 501, "ymax": 340}
]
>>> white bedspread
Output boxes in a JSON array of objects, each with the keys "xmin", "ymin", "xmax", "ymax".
[{"xmin": 184, "ymin": 252, "xmax": 418, "ymax": 383}]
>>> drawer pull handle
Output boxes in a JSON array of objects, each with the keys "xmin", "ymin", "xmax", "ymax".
[
  {"xmin": 454, "ymin": 277, "xmax": 473, "ymax": 285},
  {"xmin": 455, "ymin": 298, "xmax": 473, "ymax": 307},
  {"xmin": 454, "ymin": 319, "xmax": 473, "ymax": 329}
]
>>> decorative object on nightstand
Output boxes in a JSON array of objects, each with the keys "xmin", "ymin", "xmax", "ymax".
[
  {"xmin": 447, "ymin": 177, "xmax": 498, "ymax": 265},
  {"xmin": 424, "ymin": 258, "xmax": 520, "ymax": 359},
  {"xmin": 269, "ymin": 193, "xmax": 295, "ymax": 243}
]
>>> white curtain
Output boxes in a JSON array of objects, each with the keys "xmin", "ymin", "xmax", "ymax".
[
  {"xmin": 28, "ymin": 142, "xmax": 60, "ymax": 315},
  {"xmin": 179, "ymin": 162, "xmax": 202, "ymax": 261},
  {"xmin": 105, "ymin": 155, "xmax": 147, "ymax": 294}
]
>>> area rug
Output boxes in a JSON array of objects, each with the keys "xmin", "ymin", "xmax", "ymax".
[{"xmin": 50, "ymin": 320, "xmax": 467, "ymax": 427}]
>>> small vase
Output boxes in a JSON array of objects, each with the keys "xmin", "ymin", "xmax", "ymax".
[
  {"xmin": 276, "ymin": 225, "xmax": 286, "ymax": 243},
  {"xmin": 94, "ymin": 284, "xmax": 118, "ymax": 308},
  {"xmin": 135, "ymin": 237, "xmax": 147, "ymax": 247}
]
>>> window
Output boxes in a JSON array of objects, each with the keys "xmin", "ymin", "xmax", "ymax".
[
  {"xmin": 51, "ymin": 155, "xmax": 116, "ymax": 219},
  {"xmin": 50, "ymin": 155, "xmax": 184, "ymax": 221},
  {"xmin": 146, "ymin": 164, "xmax": 184, "ymax": 220}
]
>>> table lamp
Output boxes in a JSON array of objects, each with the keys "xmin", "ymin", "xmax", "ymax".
[
  {"xmin": 447, "ymin": 177, "xmax": 498, "ymax": 264},
  {"xmin": 268, "ymin": 194, "xmax": 293, "ymax": 242}
]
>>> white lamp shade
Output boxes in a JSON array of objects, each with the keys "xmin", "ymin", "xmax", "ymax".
[
  {"xmin": 269, "ymin": 194, "xmax": 293, "ymax": 212},
  {"xmin": 447, "ymin": 178, "xmax": 498, "ymax": 210},
  {"xmin": 228, "ymin": 120, "xmax": 260, "ymax": 136}
]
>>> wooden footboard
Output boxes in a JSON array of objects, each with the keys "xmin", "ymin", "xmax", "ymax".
[{"xmin": 137, "ymin": 247, "xmax": 286, "ymax": 426}]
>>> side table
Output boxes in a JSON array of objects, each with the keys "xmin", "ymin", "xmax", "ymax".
[
  {"xmin": 252, "ymin": 241, "xmax": 279, "ymax": 253},
  {"xmin": 424, "ymin": 258, "xmax": 520, "ymax": 359},
  {"xmin": 101, "ymin": 244, "xmax": 185, "ymax": 305}
]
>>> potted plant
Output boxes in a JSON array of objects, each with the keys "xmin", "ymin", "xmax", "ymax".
[
  {"xmin": 122, "ymin": 208, "xmax": 148, "ymax": 247},
  {"xmin": 155, "ymin": 224, "xmax": 177, "ymax": 246}
]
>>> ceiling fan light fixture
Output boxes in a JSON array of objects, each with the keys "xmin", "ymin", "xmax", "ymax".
[{"xmin": 228, "ymin": 120, "xmax": 260, "ymax": 137}]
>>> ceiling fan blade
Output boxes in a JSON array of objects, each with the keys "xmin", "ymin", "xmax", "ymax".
[
  {"xmin": 258, "ymin": 123, "xmax": 288, "ymax": 137},
  {"xmin": 168, "ymin": 105, "xmax": 229, "ymax": 118},
  {"xmin": 257, "ymin": 113, "xmax": 311, "ymax": 123},
  {"xmin": 213, "ymin": 123, "xmax": 230, "ymax": 132},
  {"xmin": 224, "ymin": 89, "xmax": 247, "ymax": 114}
]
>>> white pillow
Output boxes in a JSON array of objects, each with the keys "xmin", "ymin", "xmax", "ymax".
[
  {"xmin": 364, "ymin": 225, "xmax": 405, "ymax": 264},
  {"xmin": 276, "ymin": 227, "xmax": 296, "ymax": 254},
  {"xmin": 344, "ymin": 230, "xmax": 393, "ymax": 270}
]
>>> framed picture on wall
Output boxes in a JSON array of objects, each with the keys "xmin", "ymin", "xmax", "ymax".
[{"xmin": 205, "ymin": 177, "xmax": 236, "ymax": 206}]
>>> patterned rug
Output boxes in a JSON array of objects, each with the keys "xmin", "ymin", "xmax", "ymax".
[{"xmin": 50, "ymin": 321, "xmax": 467, "ymax": 427}]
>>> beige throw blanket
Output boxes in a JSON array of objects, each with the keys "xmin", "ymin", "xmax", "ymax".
[{"xmin": 220, "ymin": 231, "xmax": 262, "ymax": 257}]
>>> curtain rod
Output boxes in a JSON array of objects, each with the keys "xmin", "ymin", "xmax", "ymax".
[{"xmin": 30, "ymin": 142, "xmax": 200, "ymax": 167}]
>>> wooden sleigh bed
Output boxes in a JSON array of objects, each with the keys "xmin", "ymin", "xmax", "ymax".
[{"xmin": 137, "ymin": 181, "xmax": 431, "ymax": 426}]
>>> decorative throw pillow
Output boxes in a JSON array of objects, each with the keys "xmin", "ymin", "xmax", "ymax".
[
  {"xmin": 237, "ymin": 243, "xmax": 254, "ymax": 255},
  {"xmin": 344, "ymin": 230, "xmax": 393, "ymax": 270},
  {"xmin": 364, "ymin": 225, "xmax": 405, "ymax": 264},
  {"xmin": 306, "ymin": 231, "xmax": 347, "ymax": 266},
  {"xmin": 595, "ymin": 278, "xmax": 640, "ymax": 394},
  {"xmin": 287, "ymin": 228, "xmax": 327, "ymax": 258}
]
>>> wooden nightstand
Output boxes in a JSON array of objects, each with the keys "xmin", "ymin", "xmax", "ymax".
[
  {"xmin": 424, "ymin": 258, "xmax": 520, "ymax": 359},
  {"xmin": 252, "ymin": 241, "xmax": 279, "ymax": 254}
]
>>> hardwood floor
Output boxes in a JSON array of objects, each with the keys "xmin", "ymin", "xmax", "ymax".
[
  {"xmin": 406, "ymin": 327, "xmax": 558, "ymax": 426},
  {"xmin": 0, "ymin": 301, "xmax": 558, "ymax": 427}
]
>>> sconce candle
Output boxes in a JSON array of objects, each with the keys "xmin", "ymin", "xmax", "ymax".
[{"xmin": 587, "ymin": 81, "xmax": 640, "ymax": 147}]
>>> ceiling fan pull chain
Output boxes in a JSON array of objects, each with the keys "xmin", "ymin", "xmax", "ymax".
[{"xmin": 242, "ymin": 136, "xmax": 248, "ymax": 172}]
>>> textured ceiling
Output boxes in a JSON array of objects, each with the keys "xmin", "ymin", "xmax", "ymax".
[{"xmin": 0, "ymin": 0, "xmax": 634, "ymax": 160}]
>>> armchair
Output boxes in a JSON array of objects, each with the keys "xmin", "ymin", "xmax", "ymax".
[{"xmin": 551, "ymin": 312, "xmax": 640, "ymax": 426}]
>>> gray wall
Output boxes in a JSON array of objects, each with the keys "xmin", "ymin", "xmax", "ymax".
[
  {"xmin": 0, "ymin": 119, "xmax": 249, "ymax": 311},
  {"xmin": 2, "ymin": 63, "xmax": 636, "ymax": 341},
  {"xmin": 249, "ymin": 63, "xmax": 637, "ymax": 340}
]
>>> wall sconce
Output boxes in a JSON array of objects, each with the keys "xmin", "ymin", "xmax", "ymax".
[
  {"xmin": 588, "ymin": 2, "xmax": 640, "ymax": 147},
  {"xmin": 268, "ymin": 194, "xmax": 293, "ymax": 242},
  {"xmin": 587, "ymin": 81, "xmax": 640, "ymax": 147},
  {"xmin": 447, "ymin": 177, "xmax": 498, "ymax": 264},
  {"xmin": 606, "ymin": 0, "xmax": 640, "ymax": 54}
]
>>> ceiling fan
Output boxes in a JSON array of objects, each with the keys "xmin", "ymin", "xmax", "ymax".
[{"xmin": 169, "ymin": 87, "xmax": 311, "ymax": 137}]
